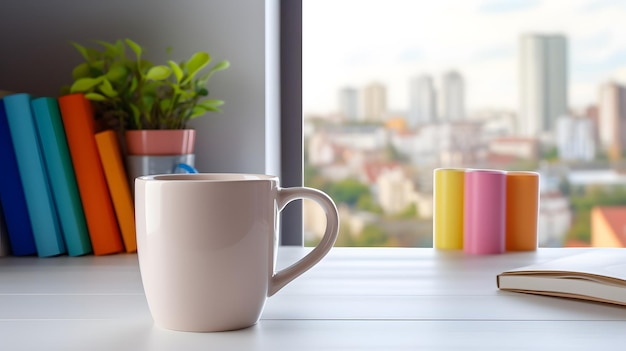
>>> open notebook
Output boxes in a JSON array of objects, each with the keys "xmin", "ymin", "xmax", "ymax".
[{"xmin": 497, "ymin": 249, "xmax": 626, "ymax": 306}]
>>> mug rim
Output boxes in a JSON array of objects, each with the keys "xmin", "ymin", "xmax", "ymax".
[{"xmin": 137, "ymin": 173, "xmax": 279, "ymax": 182}]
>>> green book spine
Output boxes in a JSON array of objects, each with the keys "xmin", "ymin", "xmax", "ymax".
[{"xmin": 31, "ymin": 97, "xmax": 92, "ymax": 256}]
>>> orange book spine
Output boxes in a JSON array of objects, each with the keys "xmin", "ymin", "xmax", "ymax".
[
  {"xmin": 95, "ymin": 130, "xmax": 137, "ymax": 252},
  {"xmin": 57, "ymin": 94, "xmax": 123, "ymax": 255}
]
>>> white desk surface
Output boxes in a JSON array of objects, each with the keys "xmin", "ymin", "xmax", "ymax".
[{"xmin": 1, "ymin": 247, "xmax": 625, "ymax": 350}]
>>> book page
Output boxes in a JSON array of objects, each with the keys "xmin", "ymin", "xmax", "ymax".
[{"xmin": 503, "ymin": 249, "xmax": 626, "ymax": 282}]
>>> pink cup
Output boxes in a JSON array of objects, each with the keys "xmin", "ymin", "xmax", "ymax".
[{"xmin": 463, "ymin": 169, "xmax": 506, "ymax": 255}]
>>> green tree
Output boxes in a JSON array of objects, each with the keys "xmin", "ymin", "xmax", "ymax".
[
  {"xmin": 353, "ymin": 224, "xmax": 389, "ymax": 247},
  {"xmin": 385, "ymin": 142, "xmax": 409, "ymax": 162},
  {"xmin": 327, "ymin": 178, "xmax": 370, "ymax": 206},
  {"xmin": 565, "ymin": 186, "xmax": 626, "ymax": 244},
  {"xmin": 393, "ymin": 203, "xmax": 418, "ymax": 219},
  {"xmin": 303, "ymin": 162, "xmax": 331, "ymax": 191},
  {"xmin": 542, "ymin": 146, "xmax": 559, "ymax": 162},
  {"xmin": 558, "ymin": 177, "xmax": 571, "ymax": 197},
  {"xmin": 333, "ymin": 221, "xmax": 356, "ymax": 247},
  {"xmin": 356, "ymin": 193, "xmax": 384, "ymax": 214},
  {"xmin": 306, "ymin": 218, "xmax": 356, "ymax": 247},
  {"xmin": 507, "ymin": 158, "xmax": 539, "ymax": 172}
]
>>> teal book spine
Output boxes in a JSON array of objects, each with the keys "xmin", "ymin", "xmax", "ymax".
[
  {"xmin": 3, "ymin": 93, "xmax": 66, "ymax": 257},
  {"xmin": 31, "ymin": 97, "xmax": 92, "ymax": 256}
]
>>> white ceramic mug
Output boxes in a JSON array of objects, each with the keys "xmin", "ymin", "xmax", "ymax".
[{"xmin": 135, "ymin": 173, "xmax": 339, "ymax": 332}]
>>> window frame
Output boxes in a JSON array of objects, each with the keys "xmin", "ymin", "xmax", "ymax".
[{"xmin": 280, "ymin": 0, "xmax": 304, "ymax": 245}]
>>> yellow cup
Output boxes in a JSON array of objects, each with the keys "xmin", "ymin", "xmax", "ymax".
[{"xmin": 433, "ymin": 168, "xmax": 465, "ymax": 250}]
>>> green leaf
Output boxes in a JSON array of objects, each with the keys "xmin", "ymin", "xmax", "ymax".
[
  {"xmin": 99, "ymin": 78, "xmax": 118, "ymax": 97},
  {"xmin": 182, "ymin": 52, "xmax": 210, "ymax": 84},
  {"xmin": 85, "ymin": 92, "xmax": 107, "ymax": 101},
  {"xmin": 70, "ymin": 77, "xmax": 103, "ymax": 93},
  {"xmin": 91, "ymin": 60, "xmax": 105, "ymax": 71},
  {"xmin": 72, "ymin": 63, "xmax": 91, "ymax": 79},
  {"xmin": 204, "ymin": 106, "xmax": 223, "ymax": 113},
  {"xmin": 171, "ymin": 84, "xmax": 184, "ymax": 95},
  {"xmin": 200, "ymin": 60, "xmax": 230, "ymax": 83},
  {"xmin": 167, "ymin": 60, "xmax": 183, "ymax": 83},
  {"xmin": 138, "ymin": 59, "xmax": 153, "ymax": 77},
  {"xmin": 200, "ymin": 99, "xmax": 224, "ymax": 108},
  {"xmin": 129, "ymin": 77, "xmax": 138, "ymax": 93},
  {"xmin": 197, "ymin": 99, "xmax": 224, "ymax": 112},
  {"xmin": 129, "ymin": 103, "xmax": 141, "ymax": 128},
  {"xmin": 142, "ymin": 95, "xmax": 156, "ymax": 111},
  {"xmin": 105, "ymin": 63, "xmax": 127, "ymax": 81},
  {"xmin": 189, "ymin": 106, "xmax": 208, "ymax": 118},
  {"xmin": 146, "ymin": 65, "xmax": 172, "ymax": 81},
  {"xmin": 193, "ymin": 103, "xmax": 221, "ymax": 115},
  {"xmin": 125, "ymin": 38, "xmax": 142, "ymax": 60},
  {"xmin": 159, "ymin": 98, "xmax": 172, "ymax": 111},
  {"xmin": 210, "ymin": 60, "xmax": 230, "ymax": 74},
  {"xmin": 176, "ymin": 89, "xmax": 193, "ymax": 100},
  {"xmin": 114, "ymin": 39, "xmax": 125, "ymax": 56},
  {"xmin": 70, "ymin": 42, "xmax": 90, "ymax": 60},
  {"xmin": 95, "ymin": 40, "xmax": 121, "ymax": 58},
  {"xmin": 142, "ymin": 81, "xmax": 158, "ymax": 96}
]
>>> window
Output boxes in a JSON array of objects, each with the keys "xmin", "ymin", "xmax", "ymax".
[{"xmin": 291, "ymin": 0, "xmax": 626, "ymax": 248}]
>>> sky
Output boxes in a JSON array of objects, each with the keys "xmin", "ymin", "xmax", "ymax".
[{"xmin": 303, "ymin": 0, "xmax": 626, "ymax": 116}]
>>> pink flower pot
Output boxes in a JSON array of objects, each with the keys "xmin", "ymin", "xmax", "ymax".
[{"xmin": 125, "ymin": 129, "xmax": 196, "ymax": 156}]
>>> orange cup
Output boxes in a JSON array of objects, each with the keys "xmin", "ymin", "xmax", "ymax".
[{"xmin": 505, "ymin": 171, "xmax": 539, "ymax": 251}]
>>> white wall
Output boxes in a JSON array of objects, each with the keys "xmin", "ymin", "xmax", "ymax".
[{"xmin": 0, "ymin": 0, "xmax": 280, "ymax": 175}]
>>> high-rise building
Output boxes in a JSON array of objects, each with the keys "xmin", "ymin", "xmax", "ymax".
[
  {"xmin": 519, "ymin": 34, "xmax": 568, "ymax": 140},
  {"xmin": 556, "ymin": 115, "xmax": 595, "ymax": 162},
  {"xmin": 441, "ymin": 71, "xmax": 465, "ymax": 121},
  {"xmin": 363, "ymin": 82, "xmax": 387, "ymax": 122},
  {"xmin": 339, "ymin": 87, "xmax": 359, "ymax": 122},
  {"xmin": 598, "ymin": 82, "xmax": 626, "ymax": 160},
  {"xmin": 408, "ymin": 74, "xmax": 437, "ymax": 127}
]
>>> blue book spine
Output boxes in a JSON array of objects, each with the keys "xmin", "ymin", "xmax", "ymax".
[
  {"xmin": 0, "ymin": 100, "xmax": 37, "ymax": 256},
  {"xmin": 3, "ymin": 93, "xmax": 66, "ymax": 257},
  {"xmin": 32, "ymin": 97, "xmax": 92, "ymax": 256},
  {"xmin": 0, "ymin": 202, "xmax": 11, "ymax": 256}
]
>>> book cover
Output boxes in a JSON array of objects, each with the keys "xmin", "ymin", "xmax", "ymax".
[
  {"xmin": 31, "ymin": 97, "xmax": 92, "ymax": 256},
  {"xmin": 57, "ymin": 94, "xmax": 124, "ymax": 255},
  {"xmin": 3, "ymin": 93, "xmax": 66, "ymax": 257},
  {"xmin": 95, "ymin": 130, "xmax": 137, "ymax": 252},
  {"xmin": 497, "ymin": 249, "xmax": 626, "ymax": 307},
  {"xmin": 0, "ymin": 99, "xmax": 37, "ymax": 256}
]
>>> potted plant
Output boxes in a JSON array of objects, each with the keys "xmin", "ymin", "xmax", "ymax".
[{"xmin": 66, "ymin": 38, "xmax": 229, "ymax": 178}]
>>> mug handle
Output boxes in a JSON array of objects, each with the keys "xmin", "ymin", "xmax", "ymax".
[{"xmin": 268, "ymin": 187, "xmax": 339, "ymax": 296}]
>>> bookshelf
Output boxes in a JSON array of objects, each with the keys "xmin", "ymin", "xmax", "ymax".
[
  {"xmin": 0, "ymin": 0, "xmax": 286, "ymax": 257},
  {"xmin": 0, "ymin": 0, "xmax": 279, "ymax": 175}
]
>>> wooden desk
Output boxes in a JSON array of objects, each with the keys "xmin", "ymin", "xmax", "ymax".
[{"xmin": 1, "ymin": 248, "xmax": 625, "ymax": 350}]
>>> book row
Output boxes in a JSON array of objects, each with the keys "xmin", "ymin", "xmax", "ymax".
[{"xmin": 0, "ymin": 92, "xmax": 135, "ymax": 257}]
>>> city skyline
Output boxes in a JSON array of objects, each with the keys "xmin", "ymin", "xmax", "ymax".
[{"xmin": 303, "ymin": 0, "xmax": 626, "ymax": 115}]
